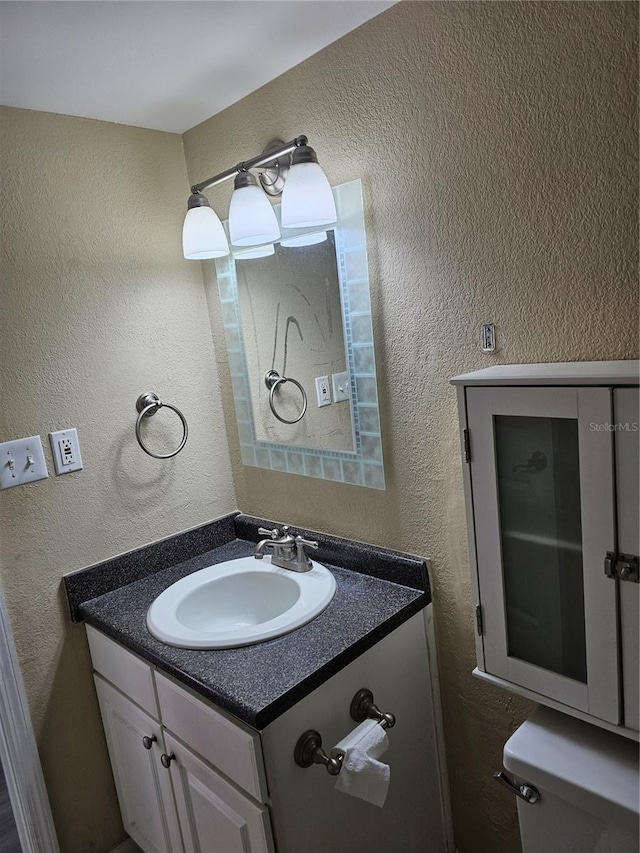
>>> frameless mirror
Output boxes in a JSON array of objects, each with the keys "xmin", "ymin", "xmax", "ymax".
[{"xmin": 215, "ymin": 179, "xmax": 384, "ymax": 489}]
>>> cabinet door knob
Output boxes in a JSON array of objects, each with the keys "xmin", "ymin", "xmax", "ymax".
[
  {"xmin": 142, "ymin": 734, "xmax": 157, "ymax": 750},
  {"xmin": 160, "ymin": 752, "xmax": 175, "ymax": 769}
]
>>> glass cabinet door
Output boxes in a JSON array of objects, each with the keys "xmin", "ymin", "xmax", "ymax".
[{"xmin": 466, "ymin": 386, "xmax": 619, "ymax": 724}]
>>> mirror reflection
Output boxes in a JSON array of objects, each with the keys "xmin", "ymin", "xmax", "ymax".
[
  {"xmin": 215, "ymin": 179, "xmax": 385, "ymax": 489},
  {"xmin": 236, "ymin": 231, "xmax": 354, "ymax": 452}
]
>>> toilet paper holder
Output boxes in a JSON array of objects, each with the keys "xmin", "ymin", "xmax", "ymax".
[
  {"xmin": 350, "ymin": 688, "xmax": 396, "ymax": 729},
  {"xmin": 294, "ymin": 688, "xmax": 396, "ymax": 776}
]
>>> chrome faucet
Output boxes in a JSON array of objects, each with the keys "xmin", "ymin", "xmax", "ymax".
[{"xmin": 254, "ymin": 526, "xmax": 319, "ymax": 573}]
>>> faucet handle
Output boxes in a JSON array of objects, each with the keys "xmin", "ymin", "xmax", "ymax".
[
  {"xmin": 294, "ymin": 536, "xmax": 319, "ymax": 571},
  {"xmin": 258, "ymin": 527, "xmax": 281, "ymax": 539}
]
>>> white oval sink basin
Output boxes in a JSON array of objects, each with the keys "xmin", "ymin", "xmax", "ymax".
[{"xmin": 147, "ymin": 555, "xmax": 336, "ymax": 649}]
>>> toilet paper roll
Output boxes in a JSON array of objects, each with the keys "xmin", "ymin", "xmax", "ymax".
[{"xmin": 333, "ymin": 719, "xmax": 390, "ymax": 808}]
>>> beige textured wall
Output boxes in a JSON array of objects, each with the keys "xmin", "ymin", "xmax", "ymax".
[
  {"xmin": 183, "ymin": 3, "xmax": 638, "ymax": 852},
  {"xmin": 0, "ymin": 107, "xmax": 236, "ymax": 852}
]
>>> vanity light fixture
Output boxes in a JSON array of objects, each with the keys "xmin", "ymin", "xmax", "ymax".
[
  {"xmin": 182, "ymin": 193, "xmax": 229, "ymax": 260},
  {"xmin": 233, "ymin": 244, "xmax": 275, "ymax": 260},
  {"xmin": 281, "ymin": 145, "xmax": 337, "ymax": 229},
  {"xmin": 182, "ymin": 135, "xmax": 335, "ymax": 260},
  {"xmin": 229, "ymin": 172, "xmax": 280, "ymax": 247},
  {"xmin": 280, "ymin": 231, "xmax": 328, "ymax": 248}
]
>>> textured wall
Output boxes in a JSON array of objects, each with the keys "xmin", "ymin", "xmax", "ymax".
[
  {"xmin": 183, "ymin": 3, "xmax": 638, "ymax": 852},
  {"xmin": 0, "ymin": 107, "xmax": 236, "ymax": 852}
]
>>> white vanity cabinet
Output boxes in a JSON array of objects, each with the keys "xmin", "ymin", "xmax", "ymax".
[
  {"xmin": 164, "ymin": 734, "xmax": 272, "ymax": 853},
  {"xmin": 93, "ymin": 676, "xmax": 183, "ymax": 853},
  {"xmin": 452, "ymin": 361, "xmax": 639, "ymax": 738},
  {"xmin": 87, "ymin": 609, "xmax": 447, "ymax": 853},
  {"xmin": 87, "ymin": 626, "xmax": 274, "ymax": 853}
]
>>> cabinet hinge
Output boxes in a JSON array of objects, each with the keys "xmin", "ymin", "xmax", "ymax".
[
  {"xmin": 604, "ymin": 552, "xmax": 639, "ymax": 583},
  {"xmin": 475, "ymin": 604, "xmax": 483, "ymax": 635},
  {"xmin": 463, "ymin": 429, "xmax": 471, "ymax": 463}
]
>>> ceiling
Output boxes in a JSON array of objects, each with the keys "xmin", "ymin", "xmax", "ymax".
[{"xmin": 0, "ymin": 1, "xmax": 394, "ymax": 134}]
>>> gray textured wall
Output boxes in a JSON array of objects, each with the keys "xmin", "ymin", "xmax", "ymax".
[{"xmin": 183, "ymin": 3, "xmax": 638, "ymax": 851}]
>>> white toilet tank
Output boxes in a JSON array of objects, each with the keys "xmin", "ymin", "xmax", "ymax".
[{"xmin": 503, "ymin": 707, "xmax": 639, "ymax": 853}]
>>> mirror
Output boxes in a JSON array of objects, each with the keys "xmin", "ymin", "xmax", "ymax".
[
  {"xmin": 236, "ymin": 230, "xmax": 353, "ymax": 452},
  {"xmin": 215, "ymin": 179, "xmax": 384, "ymax": 489}
]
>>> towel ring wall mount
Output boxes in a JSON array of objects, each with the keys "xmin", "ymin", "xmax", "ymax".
[
  {"xmin": 135, "ymin": 392, "xmax": 188, "ymax": 459},
  {"xmin": 264, "ymin": 370, "xmax": 308, "ymax": 425}
]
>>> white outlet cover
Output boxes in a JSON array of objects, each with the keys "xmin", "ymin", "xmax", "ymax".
[
  {"xmin": 315, "ymin": 375, "xmax": 331, "ymax": 407},
  {"xmin": 332, "ymin": 371, "xmax": 350, "ymax": 403},
  {"xmin": 0, "ymin": 435, "xmax": 48, "ymax": 489},
  {"xmin": 49, "ymin": 427, "xmax": 83, "ymax": 474}
]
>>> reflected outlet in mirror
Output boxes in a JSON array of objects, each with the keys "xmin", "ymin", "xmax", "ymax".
[{"xmin": 215, "ymin": 179, "xmax": 384, "ymax": 489}]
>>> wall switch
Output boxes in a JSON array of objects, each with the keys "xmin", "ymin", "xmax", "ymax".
[
  {"xmin": 315, "ymin": 375, "xmax": 332, "ymax": 407},
  {"xmin": 49, "ymin": 428, "xmax": 83, "ymax": 474},
  {"xmin": 0, "ymin": 435, "xmax": 48, "ymax": 489},
  {"xmin": 332, "ymin": 371, "xmax": 350, "ymax": 403}
]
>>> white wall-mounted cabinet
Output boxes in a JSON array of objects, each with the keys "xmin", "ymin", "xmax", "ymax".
[
  {"xmin": 452, "ymin": 361, "xmax": 639, "ymax": 739},
  {"xmin": 615, "ymin": 388, "xmax": 639, "ymax": 732},
  {"xmin": 86, "ymin": 611, "xmax": 448, "ymax": 853}
]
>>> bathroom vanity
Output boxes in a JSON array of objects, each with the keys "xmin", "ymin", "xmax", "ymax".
[
  {"xmin": 452, "ymin": 361, "xmax": 639, "ymax": 739},
  {"xmin": 66, "ymin": 516, "xmax": 447, "ymax": 853}
]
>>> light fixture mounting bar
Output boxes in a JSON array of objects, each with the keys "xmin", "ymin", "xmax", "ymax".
[{"xmin": 191, "ymin": 135, "xmax": 308, "ymax": 195}]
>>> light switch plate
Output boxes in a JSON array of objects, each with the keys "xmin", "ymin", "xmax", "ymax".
[
  {"xmin": 332, "ymin": 372, "xmax": 350, "ymax": 403},
  {"xmin": 0, "ymin": 435, "xmax": 48, "ymax": 489},
  {"xmin": 49, "ymin": 427, "xmax": 83, "ymax": 474}
]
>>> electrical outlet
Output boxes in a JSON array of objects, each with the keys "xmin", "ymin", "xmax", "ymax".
[
  {"xmin": 481, "ymin": 322, "xmax": 496, "ymax": 353},
  {"xmin": 332, "ymin": 372, "xmax": 350, "ymax": 403},
  {"xmin": 315, "ymin": 376, "xmax": 332, "ymax": 407},
  {"xmin": 49, "ymin": 428, "xmax": 83, "ymax": 474}
]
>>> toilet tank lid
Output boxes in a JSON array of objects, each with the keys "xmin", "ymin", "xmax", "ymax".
[{"xmin": 504, "ymin": 707, "xmax": 639, "ymax": 830}]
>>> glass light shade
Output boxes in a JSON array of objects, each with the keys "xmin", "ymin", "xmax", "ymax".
[
  {"xmin": 234, "ymin": 244, "xmax": 275, "ymax": 260},
  {"xmin": 281, "ymin": 231, "xmax": 327, "ymax": 248},
  {"xmin": 281, "ymin": 162, "xmax": 337, "ymax": 229},
  {"xmin": 229, "ymin": 184, "xmax": 280, "ymax": 247},
  {"xmin": 182, "ymin": 206, "xmax": 229, "ymax": 259}
]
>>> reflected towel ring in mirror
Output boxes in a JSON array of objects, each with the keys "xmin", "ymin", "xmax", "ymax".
[
  {"xmin": 135, "ymin": 393, "xmax": 188, "ymax": 459},
  {"xmin": 264, "ymin": 370, "xmax": 307, "ymax": 425}
]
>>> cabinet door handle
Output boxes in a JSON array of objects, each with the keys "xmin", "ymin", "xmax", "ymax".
[
  {"xmin": 160, "ymin": 752, "xmax": 175, "ymax": 769},
  {"xmin": 142, "ymin": 734, "xmax": 157, "ymax": 750}
]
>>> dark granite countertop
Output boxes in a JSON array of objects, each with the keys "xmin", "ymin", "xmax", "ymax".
[{"xmin": 71, "ymin": 515, "xmax": 430, "ymax": 730}]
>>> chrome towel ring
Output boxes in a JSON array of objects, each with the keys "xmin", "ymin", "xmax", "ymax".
[
  {"xmin": 264, "ymin": 370, "xmax": 308, "ymax": 425},
  {"xmin": 135, "ymin": 393, "xmax": 188, "ymax": 459}
]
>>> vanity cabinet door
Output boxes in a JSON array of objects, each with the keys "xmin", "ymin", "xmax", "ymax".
[
  {"xmin": 164, "ymin": 732, "xmax": 274, "ymax": 853},
  {"xmin": 466, "ymin": 386, "xmax": 619, "ymax": 723},
  {"xmin": 94, "ymin": 676, "xmax": 184, "ymax": 853},
  {"xmin": 614, "ymin": 388, "xmax": 639, "ymax": 731}
]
